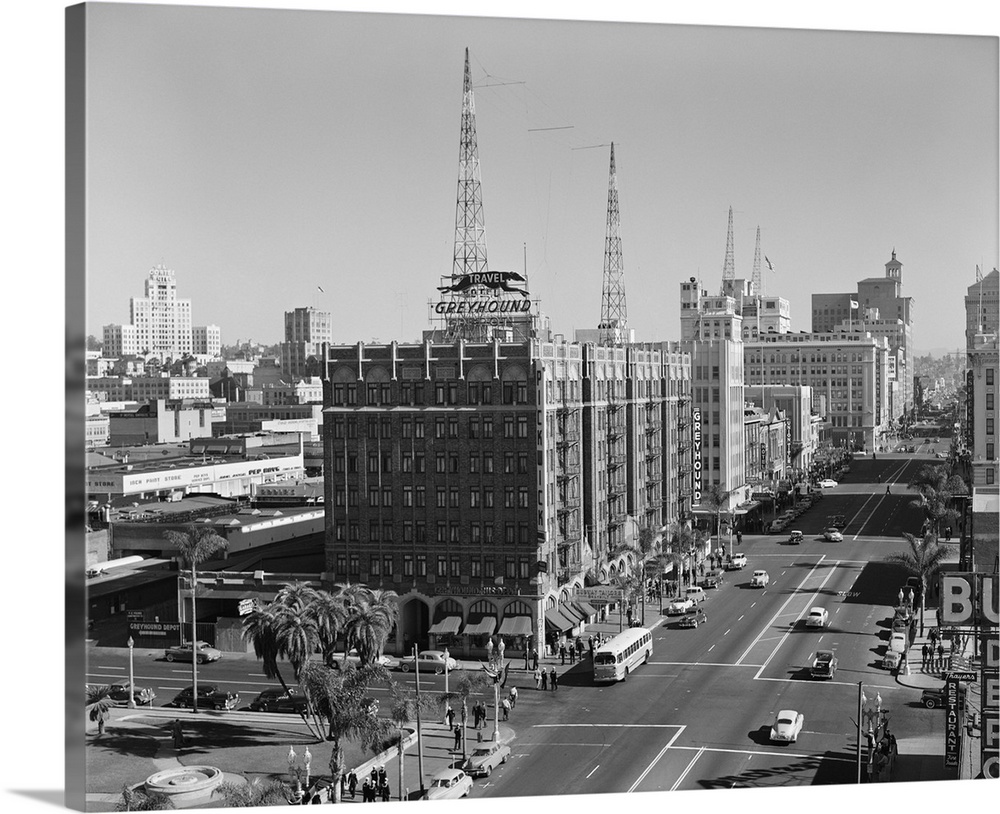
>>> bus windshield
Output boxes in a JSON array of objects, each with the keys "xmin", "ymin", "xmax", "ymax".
[{"xmin": 593, "ymin": 653, "xmax": 617, "ymax": 666}]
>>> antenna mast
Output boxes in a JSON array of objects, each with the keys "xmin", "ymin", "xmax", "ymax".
[
  {"xmin": 598, "ymin": 143, "xmax": 628, "ymax": 345},
  {"xmin": 721, "ymin": 205, "xmax": 735, "ymax": 292}
]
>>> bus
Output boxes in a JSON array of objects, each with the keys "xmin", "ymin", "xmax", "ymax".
[{"xmin": 592, "ymin": 626, "xmax": 653, "ymax": 683}]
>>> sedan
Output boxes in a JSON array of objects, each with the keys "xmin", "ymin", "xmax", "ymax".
[
  {"xmin": 463, "ymin": 742, "xmax": 511, "ymax": 777},
  {"xmin": 421, "ymin": 768, "xmax": 473, "ymax": 800},
  {"xmin": 889, "ymin": 631, "xmax": 908, "ymax": 654},
  {"xmin": 750, "ymin": 570, "xmax": 770, "ymax": 588},
  {"xmin": 770, "ymin": 710, "xmax": 805, "ymax": 743},
  {"xmin": 172, "ymin": 685, "xmax": 240, "ymax": 711},
  {"xmin": 164, "ymin": 641, "xmax": 222, "ymax": 664},
  {"xmin": 248, "ymin": 687, "xmax": 308, "ymax": 714},
  {"xmin": 678, "ymin": 610, "xmax": 707, "ymax": 628},
  {"xmin": 666, "ymin": 596, "xmax": 695, "ymax": 615},
  {"xmin": 90, "ymin": 682, "xmax": 156, "ymax": 707},
  {"xmin": 788, "ymin": 530, "xmax": 804, "ymax": 545},
  {"xmin": 805, "ymin": 607, "xmax": 829, "ymax": 628},
  {"xmin": 823, "ymin": 528, "xmax": 844, "ymax": 542},
  {"xmin": 397, "ymin": 650, "xmax": 457, "ymax": 674},
  {"xmin": 818, "ymin": 479, "xmax": 838, "ymax": 488}
]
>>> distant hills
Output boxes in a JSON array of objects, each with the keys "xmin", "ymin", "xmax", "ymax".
[{"xmin": 913, "ymin": 347, "xmax": 965, "ymax": 359}]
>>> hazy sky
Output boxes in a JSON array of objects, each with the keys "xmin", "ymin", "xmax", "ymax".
[{"xmin": 83, "ymin": 4, "xmax": 997, "ymax": 354}]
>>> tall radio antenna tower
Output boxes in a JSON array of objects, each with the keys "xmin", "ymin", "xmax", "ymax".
[
  {"xmin": 598, "ymin": 143, "xmax": 628, "ymax": 345},
  {"xmin": 721, "ymin": 205, "xmax": 735, "ymax": 292},
  {"xmin": 751, "ymin": 225, "xmax": 763, "ymax": 297},
  {"xmin": 452, "ymin": 48, "xmax": 489, "ymax": 281}
]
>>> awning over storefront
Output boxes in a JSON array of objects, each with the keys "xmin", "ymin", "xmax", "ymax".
[
  {"xmin": 734, "ymin": 501, "xmax": 761, "ymax": 515},
  {"xmin": 559, "ymin": 603, "xmax": 587, "ymax": 623},
  {"xmin": 461, "ymin": 617, "xmax": 496, "ymax": 637},
  {"xmin": 497, "ymin": 616, "xmax": 533, "ymax": 637},
  {"xmin": 428, "ymin": 616, "xmax": 462, "ymax": 635},
  {"xmin": 572, "ymin": 599, "xmax": 598, "ymax": 618},
  {"xmin": 544, "ymin": 607, "xmax": 576, "ymax": 631}
]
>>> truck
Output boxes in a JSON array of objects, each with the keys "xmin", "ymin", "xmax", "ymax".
[{"xmin": 811, "ymin": 650, "xmax": 838, "ymax": 679}]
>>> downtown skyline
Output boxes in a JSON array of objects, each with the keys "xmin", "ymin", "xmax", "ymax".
[{"xmin": 83, "ymin": 5, "xmax": 997, "ymax": 355}]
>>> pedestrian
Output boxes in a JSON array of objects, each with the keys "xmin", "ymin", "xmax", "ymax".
[
  {"xmin": 559, "ymin": 641, "xmax": 567, "ymax": 665},
  {"xmin": 341, "ymin": 774, "xmax": 347, "ymax": 798},
  {"xmin": 531, "ymin": 647, "xmax": 539, "ymax": 671},
  {"xmin": 921, "ymin": 643, "xmax": 929, "ymax": 671},
  {"xmin": 886, "ymin": 485, "xmax": 891, "ymax": 494},
  {"xmin": 945, "ymin": 526, "xmax": 952, "ymax": 541},
  {"xmin": 509, "ymin": 686, "xmax": 518, "ymax": 709},
  {"xmin": 568, "ymin": 642, "xmax": 576, "ymax": 663},
  {"xmin": 361, "ymin": 778, "xmax": 373, "ymax": 803},
  {"xmin": 877, "ymin": 474, "xmax": 881, "ymax": 483},
  {"xmin": 380, "ymin": 781, "xmax": 390, "ymax": 803},
  {"xmin": 937, "ymin": 643, "xmax": 946, "ymax": 673},
  {"xmin": 524, "ymin": 648, "xmax": 530, "ymax": 670},
  {"xmin": 737, "ymin": 530, "xmax": 743, "ymax": 545},
  {"xmin": 454, "ymin": 724, "xmax": 462, "ymax": 750},
  {"xmin": 501, "ymin": 698, "xmax": 510, "ymax": 721},
  {"xmin": 534, "ymin": 667, "xmax": 542, "ymax": 690},
  {"xmin": 576, "ymin": 637, "xmax": 584, "ymax": 660},
  {"xmin": 550, "ymin": 667, "xmax": 558, "ymax": 691},
  {"xmin": 588, "ymin": 635, "xmax": 594, "ymax": 656},
  {"xmin": 348, "ymin": 772, "xmax": 358, "ymax": 799},
  {"xmin": 541, "ymin": 669, "xmax": 548, "ymax": 691},
  {"xmin": 171, "ymin": 719, "xmax": 184, "ymax": 749},
  {"xmin": 377, "ymin": 766, "xmax": 387, "ymax": 788},
  {"xmin": 446, "ymin": 705, "xmax": 455, "ymax": 729}
]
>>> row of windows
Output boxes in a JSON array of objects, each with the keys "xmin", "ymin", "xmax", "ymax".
[
  {"xmin": 331, "ymin": 552, "xmax": 535, "ymax": 579},
  {"xmin": 330, "ymin": 379, "xmax": 530, "ymax": 407},
  {"xmin": 334, "ymin": 521, "xmax": 533, "ymax": 547}
]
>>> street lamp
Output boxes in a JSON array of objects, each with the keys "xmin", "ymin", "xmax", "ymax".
[
  {"xmin": 287, "ymin": 745, "xmax": 311, "ymax": 800},
  {"xmin": 126, "ymin": 635, "xmax": 136, "ymax": 709}
]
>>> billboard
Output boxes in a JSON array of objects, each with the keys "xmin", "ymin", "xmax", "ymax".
[
  {"xmin": 939, "ymin": 573, "xmax": 999, "ymax": 627},
  {"xmin": 692, "ymin": 408, "xmax": 702, "ymax": 504}
]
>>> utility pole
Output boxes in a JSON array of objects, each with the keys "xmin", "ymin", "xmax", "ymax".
[{"xmin": 414, "ymin": 645, "xmax": 425, "ymax": 792}]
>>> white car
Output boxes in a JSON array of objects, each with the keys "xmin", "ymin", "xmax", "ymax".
[
  {"xmin": 397, "ymin": 650, "xmax": 457, "ymax": 674},
  {"xmin": 750, "ymin": 570, "xmax": 770, "ymax": 588},
  {"xmin": 805, "ymin": 607, "xmax": 829, "ymax": 628},
  {"xmin": 421, "ymin": 768, "xmax": 473, "ymax": 800},
  {"xmin": 770, "ymin": 710, "xmax": 805, "ymax": 743},
  {"xmin": 888, "ymin": 631, "xmax": 907, "ymax": 654},
  {"xmin": 728, "ymin": 553, "xmax": 747, "ymax": 570},
  {"xmin": 823, "ymin": 528, "xmax": 844, "ymax": 542},
  {"xmin": 463, "ymin": 742, "xmax": 511, "ymax": 777},
  {"xmin": 666, "ymin": 596, "xmax": 696, "ymax": 616},
  {"xmin": 818, "ymin": 479, "xmax": 838, "ymax": 488}
]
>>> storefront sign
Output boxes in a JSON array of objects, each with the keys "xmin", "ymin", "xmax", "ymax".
[
  {"xmin": 434, "ymin": 584, "xmax": 516, "ymax": 596},
  {"xmin": 692, "ymin": 408, "xmax": 702, "ymax": 503},
  {"xmin": 982, "ymin": 634, "xmax": 999, "ymax": 779},
  {"xmin": 944, "ymin": 676, "xmax": 961, "ymax": 769},
  {"xmin": 576, "ymin": 586, "xmax": 624, "ymax": 602}
]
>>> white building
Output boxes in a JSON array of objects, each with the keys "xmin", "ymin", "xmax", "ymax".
[
  {"xmin": 128, "ymin": 265, "xmax": 194, "ymax": 359},
  {"xmin": 192, "ymin": 324, "xmax": 222, "ymax": 357},
  {"xmin": 102, "ymin": 324, "xmax": 137, "ymax": 357}
]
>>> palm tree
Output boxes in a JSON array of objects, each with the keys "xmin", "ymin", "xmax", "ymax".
[
  {"xmin": 273, "ymin": 607, "xmax": 320, "ymax": 681},
  {"xmin": 664, "ymin": 522, "xmax": 703, "ymax": 590},
  {"xmin": 114, "ymin": 784, "xmax": 175, "ymax": 811},
  {"xmin": 163, "ymin": 524, "xmax": 228, "ymax": 715},
  {"xmin": 87, "ymin": 685, "xmax": 115, "ymax": 737},
  {"xmin": 241, "ymin": 603, "xmax": 293, "ymax": 693},
  {"xmin": 906, "ymin": 464, "xmax": 968, "ymax": 538},
  {"xmin": 438, "ymin": 670, "xmax": 491, "ymax": 761},
  {"xmin": 299, "ymin": 661, "xmax": 394, "ymax": 803},
  {"xmin": 344, "ymin": 604, "xmax": 393, "ymax": 665},
  {"xmin": 701, "ymin": 484, "xmax": 735, "ymax": 553},
  {"xmin": 884, "ymin": 532, "xmax": 950, "ymax": 636},
  {"xmin": 306, "ymin": 590, "xmax": 349, "ymax": 669}
]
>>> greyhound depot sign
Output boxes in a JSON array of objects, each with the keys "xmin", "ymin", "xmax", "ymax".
[
  {"xmin": 435, "ymin": 271, "xmax": 531, "ymax": 314},
  {"xmin": 692, "ymin": 408, "xmax": 703, "ymax": 503},
  {"xmin": 939, "ymin": 573, "xmax": 999, "ymax": 627}
]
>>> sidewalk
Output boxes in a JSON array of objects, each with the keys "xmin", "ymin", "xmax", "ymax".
[{"xmin": 895, "ymin": 604, "xmax": 960, "ymax": 691}]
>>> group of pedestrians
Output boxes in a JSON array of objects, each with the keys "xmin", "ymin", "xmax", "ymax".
[
  {"xmin": 470, "ymin": 700, "xmax": 489, "ymax": 729},
  {"xmin": 343, "ymin": 766, "xmax": 391, "ymax": 803},
  {"xmin": 532, "ymin": 666, "xmax": 560, "ymax": 691},
  {"xmin": 921, "ymin": 639, "xmax": 949, "ymax": 673}
]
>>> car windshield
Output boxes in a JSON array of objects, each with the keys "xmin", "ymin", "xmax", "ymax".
[
  {"xmin": 777, "ymin": 717, "xmax": 793, "ymax": 726},
  {"xmin": 472, "ymin": 748, "xmax": 492, "ymax": 757}
]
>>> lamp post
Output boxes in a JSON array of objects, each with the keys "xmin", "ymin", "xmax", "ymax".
[
  {"xmin": 126, "ymin": 635, "xmax": 136, "ymax": 709},
  {"xmin": 287, "ymin": 746, "xmax": 302, "ymax": 800}
]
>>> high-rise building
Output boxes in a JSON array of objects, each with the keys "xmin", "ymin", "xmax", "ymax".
[
  {"xmin": 280, "ymin": 307, "xmax": 332, "ymax": 378},
  {"xmin": 102, "ymin": 324, "xmax": 137, "ymax": 357},
  {"xmin": 128, "ymin": 265, "xmax": 193, "ymax": 359},
  {"xmin": 811, "ymin": 251, "xmax": 914, "ymax": 417},
  {"xmin": 965, "ymin": 267, "xmax": 999, "ymax": 351}
]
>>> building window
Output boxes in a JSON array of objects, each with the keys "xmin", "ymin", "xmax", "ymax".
[
  {"xmin": 518, "ymin": 453, "xmax": 529, "ymax": 474},
  {"xmin": 437, "ymin": 556, "xmax": 447, "ymax": 577},
  {"xmin": 504, "ymin": 487, "xmax": 515, "ymax": 508},
  {"xmin": 519, "ymin": 558, "xmax": 530, "ymax": 579},
  {"xmin": 435, "ymin": 419, "xmax": 446, "ymax": 439},
  {"xmin": 436, "ymin": 454, "xmax": 446, "ymax": 474},
  {"xmin": 415, "ymin": 454, "xmax": 425, "ymax": 474},
  {"xmin": 470, "ymin": 456, "xmax": 480, "ymax": 474},
  {"xmin": 518, "ymin": 487, "xmax": 529, "ymax": 508},
  {"xmin": 483, "ymin": 557, "xmax": 495, "ymax": 578},
  {"xmin": 484, "ymin": 453, "xmax": 494, "ymax": 474},
  {"xmin": 416, "ymin": 555, "xmax": 427, "ymax": 576},
  {"xmin": 415, "ymin": 487, "xmax": 426, "ymax": 507},
  {"xmin": 503, "ymin": 382, "xmax": 515, "ymax": 404},
  {"xmin": 988, "ymin": 443, "xmax": 995, "ymax": 461},
  {"xmin": 988, "ymin": 393, "xmax": 995, "ymax": 411},
  {"xmin": 483, "ymin": 418, "xmax": 494, "ymax": 439},
  {"xmin": 484, "ymin": 525, "xmax": 494, "ymax": 544},
  {"xmin": 503, "ymin": 416, "xmax": 515, "ymax": 438},
  {"xmin": 369, "ymin": 487, "xmax": 379, "ymax": 507},
  {"xmin": 505, "ymin": 523, "xmax": 516, "ymax": 544},
  {"xmin": 450, "ymin": 555, "xmax": 460, "ymax": 576},
  {"xmin": 504, "ymin": 453, "xmax": 515, "ymax": 474},
  {"xmin": 436, "ymin": 488, "xmax": 447, "ymax": 509},
  {"xmin": 383, "ymin": 555, "xmax": 393, "ymax": 577},
  {"xmin": 988, "ymin": 417, "xmax": 995, "ymax": 436},
  {"xmin": 517, "ymin": 416, "xmax": 529, "ymax": 438},
  {"xmin": 471, "ymin": 525, "xmax": 481, "ymax": 543},
  {"xmin": 484, "ymin": 490, "xmax": 495, "ymax": 508},
  {"xmin": 403, "ymin": 554, "xmax": 413, "ymax": 576},
  {"xmin": 505, "ymin": 556, "xmax": 516, "ymax": 577},
  {"xmin": 450, "ymin": 488, "xmax": 460, "ymax": 508},
  {"xmin": 469, "ymin": 418, "xmax": 479, "ymax": 439},
  {"xmin": 414, "ymin": 420, "xmax": 425, "ymax": 439},
  {"xmin": 471, "ymin": 559, "xmax": 481, "ymax": 577},
  {"xmin": 988, "ymin": 368, "xmax": 995, "ymax": 386},
  {"xmin": 402, "ymin": 487, "xmax": 413, "ymax": 507},
  {"xmin": 987, "ymin": 468, "xmax": 995, "ymax": 485},
  {"xmin": 448, "ymin": 417, "xmax": 459, "ymax": 438},
  {"xmin": 403, "ymin": 522, "xmax": 413, "ymax": 542},
  {"xmin": 349, "ymin": 553, "xmax": 360, "ymax": 575},
  {"xmin": 369, "ymin": 555, "xmax": 380, "ymax": 576}
]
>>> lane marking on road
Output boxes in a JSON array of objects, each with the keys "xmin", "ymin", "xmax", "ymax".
[
  {"xmin": 586, "ymin": 765, "xmax": 600, "ymax": 779},
  {"xmin": 736, "ymin": 555, "xmax": 828, "ymax": 666},
  {"xmin": 669, "ymin": 746, "xmax": 706, "ymax": 791},
  {"xmin": 724, "ymin": 629, "xmax": 731, "ymax": 636},
  {"xmin": 753, "ymin": 560, "xmax": 842, "ymax": 680},
  {"xmin": 532, "ymin": 723, "xmax": 685, "ymax": 728},
  {"xmin": 738, "ymin": 615, "xmax": 744, "ymax": 621},
  {"xmin": 750, "ymin": 603, "xmax": 757, "ymax": 608},
  {"xmin": 628, "ymin": 726, "xmax": 687, "ymax": 793},
  {"xmin": 95, "ymin": 666, "xmax": 125, "ymax": 671},
  {"xmin": 667, "ymin": 745, "xmax": 855, "ymax": 763},
  {"xmin": 649, "ymin": 662, "xmax": 763, "ymax": 668}
]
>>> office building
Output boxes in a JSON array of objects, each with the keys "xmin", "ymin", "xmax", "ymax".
[{"xmin": 280, "ymin": 307, "xmax": 332, "ymax": 378}]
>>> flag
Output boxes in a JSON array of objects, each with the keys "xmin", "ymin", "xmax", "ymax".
[
  {"xmin": 850, "ymin": 300, "xmax": 859, "ymax": 309},
  {"xmin": 317, "ymin": 285, "xmax": 325, "ymax": 293},
  {"xmin": 764, "ymin": 256, "xmax": 774, "ymax": 271},
  {"xmin": 976, "ymin": 264, "xmax": 983, "ymax": 282}
]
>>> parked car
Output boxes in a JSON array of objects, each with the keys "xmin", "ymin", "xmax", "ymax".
[
  {"xmin": 90, "ymin": 682, "xmax": 156, "ymax": 707},
  {"xmin": 768, "ymin": 520, "xmax": 787, "ymax": 534},
  {"xmin": 248, "ymin": 687, "xmax": 308, "ymax": 714},
  {"xmin": 171, "ymin": 684, "xmax": 240, "ymax": 711},
  {"xmin": 769, "ymin": 710, "xmax": 804, "ymax": 743},
  {"xmin": 811, "ymin": 650, "xmax": 838, "ymax": 679},
  {"xmin": 920, "ymin": 686, "xmax": 966, "ymax": 709},
  {"xmin": 827, "ymin": 515, "xmax": 847, "ymax": 529},
  {"xmin": 727, "ymin": 553, "xmax": 747, "ymax": 570},
  {"xmin": 397, "ymin": 650, "xmax": 457, "ymax": 674},
  {"xmin": 891, "ymin": 615, "xmax": 912, "ymax": 633},
  {"xmin": 805, "ymin": 607, "xmax": 829, "ymax": 628},
  {"xmin": 685, "ymin": 586, "xmax": 706, "ymax": 604},
  {"xmin": 703, "ymin": 569, "xmax": 725, "ymax": 588},
  {"xmin": 882, "ymin": 650, "xmax": 903, "ymax": 670},
  {"xmin": 164, "ymin": 641, "xmax": 222, "ymax": 664},
  {"xmin": 463, "ymin": 742, "xmax": 511, "ymax": 777},
  {"xmin": 750, "ymin": 570, "xmax": 770, "ymax": 588},
  {"xmin": 666, "ymin": 596, "xmax": 696, "ymax": 616},
  {"xmin": 824, "ymin": 528, "xmax": 844, "ymax": 542},
  {"xmin": 889, "ymin": 631, "xmax": 908, "ymax": 654},
  {"xmin": 421, "ymin": 768, "xmax": 473, "ymax": 800},
  {"xmin": 788, "ymin": 530, "xmax": 804, "ymax": 545},
  {"xmin": 818, "ymin": 479, "xmax": 838, "ymax": 488}
]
